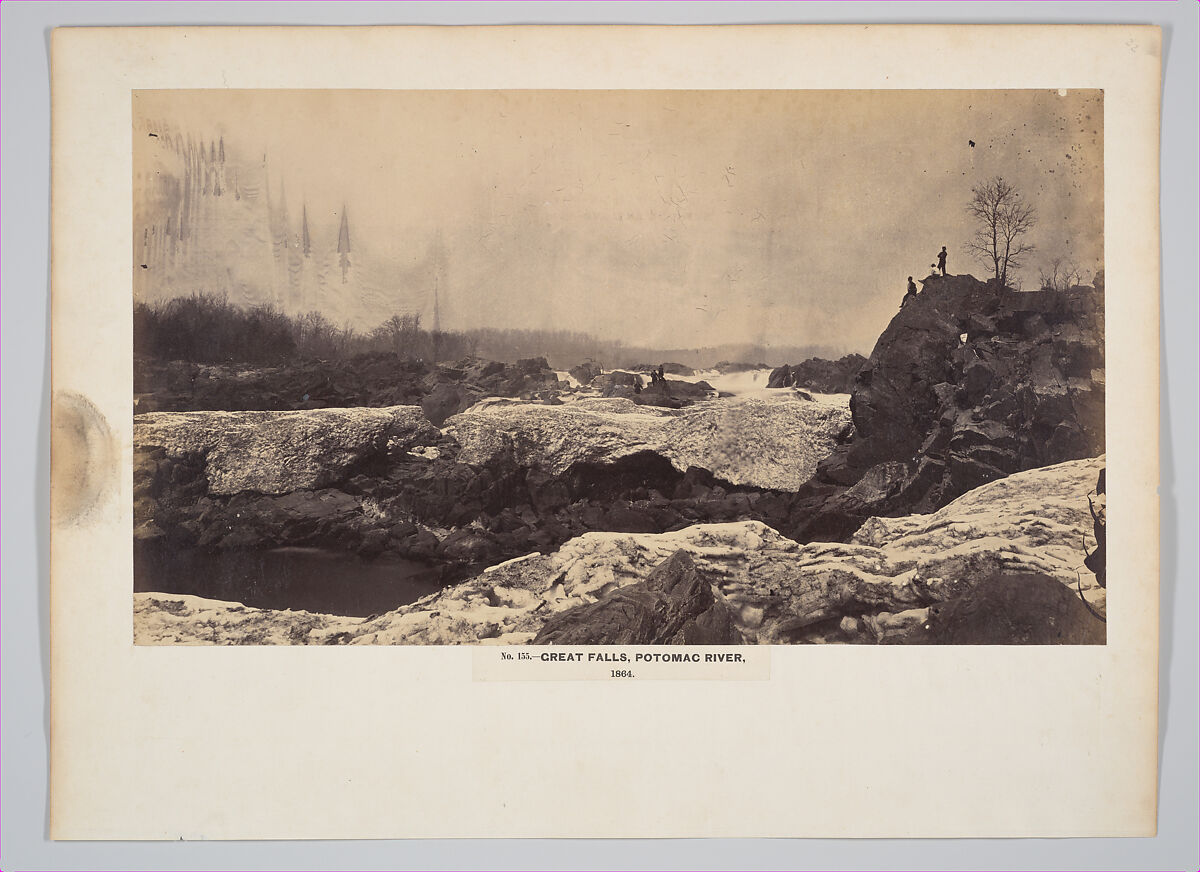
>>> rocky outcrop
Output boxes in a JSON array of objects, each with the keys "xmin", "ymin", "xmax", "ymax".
[
  {"xmin": 589, "ymin": 370, "xmax": 644, "ymax": 392},
  {"xmin": 633, "ymin": 377, "xmax": 716, "ymax": 409},
  {"xmin": 586, "ymin": 369, "xmax": 716, "ymax": 409},
  {"xmin": 133, "ymin": 456, "xmax": 1106, "ymax": 645},
  {"xmin": 419, "ymin": 357, "xmax": 563, "ymax": 425},
  {"xmin": 902, "ymin": 573, "xmax": 1105, "ymax": 645},
  {"xmin": 568, "ymin": 361, "xmax": 603, "ymax": 384},
  {"xmin": 134, "ymin": 405, "xmax": 438, "ymax": 496},
  {"xmin": 787, "ymin": 274, "xmax": 1104, "ymax": 541},
  {"xmin": 532, "ymin": 551, "xmax": 743, "ymax": 645},
  {"xmin": 446, "ymin": 393, "xmax": 850, "ymax": 491},
  {"xmin": 768, "ymin": 353, "xmax": 867, "ymax": 393},
  {"xmin": 133, "ymin": 399, "xmax": 821, "ymax": 565}
]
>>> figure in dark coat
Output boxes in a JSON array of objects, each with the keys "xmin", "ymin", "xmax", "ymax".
[
  {"xmin": 901, "ymin": 276, "xmax": 918, "ymax": 308},
  {"xmin": 937, "ymin": 246, "xmax": 948, "ymax": 276}
]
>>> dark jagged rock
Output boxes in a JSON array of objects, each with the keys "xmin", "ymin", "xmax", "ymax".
[
  {"xmin": 420, "ymin": 382, "xmax": 485, "ymax": 427},
  {"xmin": 1084, "ymin": 468, "xmax": 1106, "ymax": 589},
  {"xmin": 584, "ymin": 371, "xmax": 714, "ymax": 408},
  {"xmin": 900, "ymin": 573, "xmax": 1106, "ymax": 645},
  {"xmin": 633, "ymin": 377, "xmax": 715, "ymax": 408},
  {"xmin": 568, "ymin": 361, "xmax": 603, "ymax": 384},
  {"xmin": 532, "ymin": 550, "xmax": 743, "ymax": 645},
  {"xmin": 786, "ymin": 274, "xmax": 1105, "ymax": 541},
  {"xmin": 589, "ymin": 370, "xmax": 644, "ymax": 392},
  {"xmin": 768, "ymin": 353, "xmax": 867, "ymax": 393}
]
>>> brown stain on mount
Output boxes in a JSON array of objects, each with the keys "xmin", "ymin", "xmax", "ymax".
[{"xmin": 51, "ymin": 391, "xmax": 118, "ymax": 527}]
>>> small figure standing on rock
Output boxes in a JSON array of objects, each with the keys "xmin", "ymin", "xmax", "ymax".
[
  {"xmin": 901, "ymin": 276, "xmax": 918, "ymax": 308},
  {"xmin": 657, "ymin": 364, "xmax": 666, "ymax": 383},
  {"xmin": 937, "ymin": 245, "xmax": 948, "ymax": 276}
]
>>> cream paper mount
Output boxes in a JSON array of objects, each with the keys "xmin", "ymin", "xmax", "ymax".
[{"xmin": 50, "ymin": 25, "xmax": 1160, "ymax": 839}]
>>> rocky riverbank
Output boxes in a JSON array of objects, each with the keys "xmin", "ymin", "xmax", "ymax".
[
  {"xmin": 134, "ymin": 455, "xmax": 1106, "ymax": 645},
  {"xmin": 133, "ymin": 388, "xmax": 849, "ymax": 578},
  {"xmin": 132, "ymin": 271, "xmax": 1107, "ymax": 646}
]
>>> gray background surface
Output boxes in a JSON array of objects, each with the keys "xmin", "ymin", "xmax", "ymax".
[{"xmin": 3, "ymin": 2, "xmax": 1195, "ymax": 869}]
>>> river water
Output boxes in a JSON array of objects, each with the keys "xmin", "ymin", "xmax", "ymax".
[{"xmin": 134, "ymin": 543, "xmax": 444, "ymax": 617}]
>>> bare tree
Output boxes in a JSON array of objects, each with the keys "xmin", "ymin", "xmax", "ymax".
[
  {"xmin": 378, "ymin": 313, "xmax": 423, "ymax": 356},
  {"xmin": 965, "ymin": 177, "xmax": 1037, "ymax": 287},
  {"xmin": 1038, "ymin": 257, "xmax": 1085, "ymax": 292}
]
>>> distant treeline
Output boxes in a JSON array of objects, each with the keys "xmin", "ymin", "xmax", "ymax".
[
  {"xmin": 134, "ymin": 293, "xmax": 848, "ymax": 369},
  {"xmin": 134, "ymin": 294, "xmax": 479, "ymax": 365}
]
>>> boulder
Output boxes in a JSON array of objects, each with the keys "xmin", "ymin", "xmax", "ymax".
[
  {"xmin": 590, "ymin": 370, "xmax": 644, "ymax": 391},
  {"xmin": 532, "ymin": 550, "xmax": 743, "ymax": 645},
  {"xmin": 569, "ymin": 361, "xmax": 603, "ymax": 384},
  {"xmin": 902, "ymin": 573, "xmax": 1105, "ymax": 645},
  {"xmin": 635, "ymin": 378, "xmax": 716, "ymax": 408},
  {"xmin": 134, "ymin": 405, "xmax": 439, "ymax": 496},
  {"xmin": 446, "ymin": 392, "xmax": 851, "ymax": 492},
  {"xmin": 768, "ymin": 353, "xmax": 867, "ymax": 393},
  {"xmin": 421, "ymin": 382, "xmax": 483, "ymax": 426}
]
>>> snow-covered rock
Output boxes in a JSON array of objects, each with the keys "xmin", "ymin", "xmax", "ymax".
[
  {"xmin": 446, "ymin": 392, "xmax": 850, "ymax": 491},
  {"xmin": 134, "ymin": 405, "xmax": 438, "ymax": 495},
  {"xmin": 133, "ymin": 592, "xmax": 361, "ymax": 645}
]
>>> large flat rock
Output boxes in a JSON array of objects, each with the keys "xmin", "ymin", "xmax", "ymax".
[
  {"xmin": 134, "ymin": 405, "xmax": 438, "ymax": 495},
  {"xmin": 446, "ymin": 392, "xmax": 851, "ymax": 491}
]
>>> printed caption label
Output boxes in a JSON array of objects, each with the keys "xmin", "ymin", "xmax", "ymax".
[{"xmin": 473, "ymin": 646, "xmax": 770, "ymax": 681}]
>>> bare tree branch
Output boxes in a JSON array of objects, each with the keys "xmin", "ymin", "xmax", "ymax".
[{"xmin": 965, "ymin": 177, "xmax": 1037, "ymax": 287}]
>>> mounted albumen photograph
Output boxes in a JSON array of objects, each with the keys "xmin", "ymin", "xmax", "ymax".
[{"xmin": 130, "ymin": 88, "xmax": 1107, "ymax": 646}]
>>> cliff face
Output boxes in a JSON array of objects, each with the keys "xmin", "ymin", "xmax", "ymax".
[{"xmin": 789, "ymin": 273, "xmax": 1104, "ymax": 541}]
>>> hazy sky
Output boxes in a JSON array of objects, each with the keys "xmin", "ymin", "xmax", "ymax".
[{"xmin": 136, "ymin": 89, "xmax": 1103, "ymax": 354}]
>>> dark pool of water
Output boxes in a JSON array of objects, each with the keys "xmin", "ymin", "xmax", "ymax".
[{"xmin": 134, "ymin": 543, "xmax": 445, "ymax": 617}]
